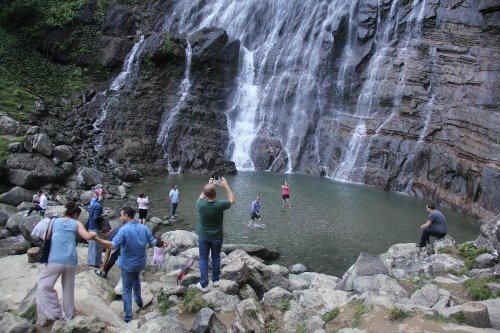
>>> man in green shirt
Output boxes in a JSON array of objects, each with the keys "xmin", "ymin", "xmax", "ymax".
[{"xmin": 196, "ymin": 177, "xmax": 235, "ymax": 292}]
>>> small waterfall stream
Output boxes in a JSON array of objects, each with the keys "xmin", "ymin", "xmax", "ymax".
[
  {"xmin": 156, "ymin": 42, "xmax": 193, "ymax": 174},
  {"xmin": 92, "ymin": 35, "xmax": 145, "ymax": 152}
]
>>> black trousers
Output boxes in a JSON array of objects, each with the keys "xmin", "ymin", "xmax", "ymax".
[
  {"xmin": 420, "ymin": 227, "xmax": 446, "ymax": 247},
  {"xmin": 103, "ymin": 249, "xmax": 120, "ymax": 275}
]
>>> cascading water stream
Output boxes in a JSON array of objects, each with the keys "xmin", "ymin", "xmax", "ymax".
[
  {"xmin": 162, "ymin": 0, "xmax": 346, "ymax": 171},
  {"xmin": 332, "ymin": 0, "xmax": 401, "ymax": 181},
  {"xmin": 93, "ymin": 35, "xmax": 145, "ymax": 152},
  {"xmin": 156, "ymin": 42, "xmax": 193, "ymax": 174}
]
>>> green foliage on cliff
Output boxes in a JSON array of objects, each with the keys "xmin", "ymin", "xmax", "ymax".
[
  {"xmin": 0, "ymin": 137, "xmax": 10, "ymax": 164},
  {"xmin": 457, "ymin": 243, "xmax": 490, "ymax": 270},
  {"xmin": 0, "ymin": 0, "xmax": 90, "ymax": 36},
  {"xmin": 463, "ymin": 276, "xmax": 500, "ymax": 301},
  {"xmin": 0, "ymin": 28, "xmax": 84, "ymax": 109}
]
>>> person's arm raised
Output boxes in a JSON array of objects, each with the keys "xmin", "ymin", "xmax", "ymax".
[{"xmin": 220, "ymin": 177, "xmax": 235, "ymax": 205}]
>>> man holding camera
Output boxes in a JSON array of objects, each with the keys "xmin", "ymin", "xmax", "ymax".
[{"xmin": 195, "ymin": 177, "xmax": 235, "ymax": 292}]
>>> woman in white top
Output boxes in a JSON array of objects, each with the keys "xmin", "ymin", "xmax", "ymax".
[{"xmin": 136, "ymin": 192, "xmax": 149, "ymax": 224}]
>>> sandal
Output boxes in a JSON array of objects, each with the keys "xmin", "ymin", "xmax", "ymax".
[{"xmin": 94, "ymin": 269, "xmax": 107, "ymax": 278}]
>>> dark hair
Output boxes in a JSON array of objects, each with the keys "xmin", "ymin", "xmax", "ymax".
[
  {"xmin": 121, "ymin": 206, "xmax": 135, "ymax": 219},
  {"xmin": 101, "ymin": 220, "xmax": 111, "ymax": 233},
  {"xmin": 155, "ymin": 236, "xmax": 164, "ymax": 248},
  {"xmin": 64, "ymin": 201, "xmax": 81, "ymax": 217},
  {"xmin": 203, "ymin": 183, "xmax": 216, "ymax": 199},
  {"xmin": 139, "ymin": 192, "xmax": 144, "ymax": 198},
  {"xmin": 427, "ymin": 203, "xmax": 436, "ymax": 210}
]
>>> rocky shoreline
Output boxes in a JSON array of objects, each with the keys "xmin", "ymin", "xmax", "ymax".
[{"xmin": 0, "ymin": 201, "xmax": 498, "ymax": 332}]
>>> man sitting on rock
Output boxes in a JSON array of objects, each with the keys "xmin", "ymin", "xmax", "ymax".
[
  {"xmin": 26, "ymin": 190, "xmax": 47, "ymax": 217},
  {"xmin": 418, "ymin": 203, "xmax": 448, "ymax": 248}
]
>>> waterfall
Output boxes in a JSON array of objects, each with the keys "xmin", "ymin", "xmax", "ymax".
[
  {"xmin": 226, "ymin": 47, "xmax": 259, "ymax": 170},
  {"xmin": 163, "ymin": 0, "xmax": 347, "ymax": 171},
  {"xmin": 332, "ymin": 0, "xmax": 400, "ymax": 181},
  {"xmin": 156, "ymin": 42, "xmax": 193, "ymax": 174},
  {"xmin": 93, "ymin": 35, "xmax": 145, "ymax": 152}
]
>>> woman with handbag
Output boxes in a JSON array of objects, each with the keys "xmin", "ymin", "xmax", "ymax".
[{"xmin": 36, "ymin": 201, "xmax": 96, "ymax": 324}]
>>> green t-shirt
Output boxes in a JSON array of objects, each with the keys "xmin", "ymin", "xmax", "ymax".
[{"xmin": 196, "ymin": 198, "xmax": 232, "ymax": 240}]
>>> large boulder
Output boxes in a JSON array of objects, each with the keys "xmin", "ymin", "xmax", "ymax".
[
  {"xmin": 94, "ymin": 36, "xmax": 134, "ymax": 69},
  {"xmin": 0, "ymin": 187, "xmax": 34, "ymax": 206},
  {"xmin": 0, "ymin": 235, "xmax": 30, "ymax": 256},
  {"xmin": 222, "ymin": 243, "xmax": 280, "ymax": 260},
  {"xmin": 24, "ymin": 133, "xmax": 52, "ymax": 156},
  {"xmin": 0, "ymin": 203, "xmax": 16, "ymax": 227},
  {"xmin": 188, "ymin": 27, "xmax": 229, "ymax": 62},
  {"xmin": 191, "ymin": 307, "xmax": 227, "ymax": 333},
  {"xmin": 0, "ymin": 114, "xmax": 23, "ymax": 135},
  {"xmin": 336, "ymin": 252, "xmax": 389, "ymax": 291},
  {"xmin": 7, "ymin": 153, "xmax": 68, "ymax": 188},
  {"xmin": 76, "ymin": 167, "xmax": 103, "ymax": 189},
  {"xmin": 52, "ymin": 145, "xmax": 75, "ymax": 164},
  {"xmin": 0, "ymin": 312, "xmax": 35, "ymax": 333},
  {"xmin": 102, "ymin": 4, "xmax": 137, "ymax": 36}
]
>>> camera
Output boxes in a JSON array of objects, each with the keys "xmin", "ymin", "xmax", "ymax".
[{"xmin": 212, "ymin": 174, "xmax": 221, "ymax": 185}]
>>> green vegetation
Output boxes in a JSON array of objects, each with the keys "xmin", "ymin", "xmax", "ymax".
[
  {"xmin": 322, "ymin": 308, "xmax": 340, "ymax": 322},
  {"xmin": 457, "ymin": 243, "xmax": 490, "ymax": 270},
  {"xmin": 0, "ymin": 28, "xmax": 84, "ymax": 109},
  {"xmin": 296, "ymin": 323, "xmax": 308, "ymax": 333},
  {"xmin": 157, "ymin": 293, "xmax": 174, "ymax": 315},
  {"xmin": 463, "ymin": 276, "xmax": 500, "ymax": 301},
  {"xmin": 159, "ymin": 35, "xmax": 174, "ymax": 57},
  {"xmin": 264, "ymin": 318, "xmax": 280, "ymax": 333},
  {"xmin": 424, "ymin": 313, "xmax": 448, "ymax": 323},
  {"xmin": 182, "ymin": 288, "xmax": 211, "ymax": 312},
  {"xmin": 351, "ymin": 303, "xmax": 367, "ymax": 328},
  {"xmin": 436, "ymin": 245, "xmax": 456, "ymax": 254},
  {"xmin": 0, "ymin": 137, "xmax": 11, "ymax": 164},
  {"xmin": 281, "ymin": 296, "xmax": 292, "ymax": 310},
  {"xmin": 107, "ymin": 288, "xmax": 117, "ymax": 301},
  {"xmin": 451, "ymin": 312, "xmax": 465, "ymax": 325},
  {"xmin": 21, "ymin": 303, "xmax": 37, "ymax": 323},
  {"xmin": 387, "ymin": 307, "xmax": 412, "ymax": 321}
]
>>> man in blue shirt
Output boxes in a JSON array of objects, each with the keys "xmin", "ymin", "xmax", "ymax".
[
  {"xmin": 169, "ymin": 184, "xmax": 180, "ymax": 219},
  {"xmin": 93, "ymin": 206, "xmax": 167, "ymax": 322},
  {"xmin": 87, "ymin": 196, "xmax": 105, "ymax": 267},
  {"xmin": 249, "ymin": 196, "xmax": 262, "ymax": 227},
  {"xmin": 418, "ymin": 203, "xmax": 448, "ymax": 248}
]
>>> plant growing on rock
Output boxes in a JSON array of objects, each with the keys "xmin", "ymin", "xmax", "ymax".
[
  {"xmin": 296, "ymin": 323, "xmax": 308, "ymax": 333},
  {"xmin": 463, "ymin": 276, "xmax": 500, "ymax": 301},
  {"xmin": 280, "ymin": 296, "xmax": 292, "ymax": 310},
  {"xmin": 322, "ymin": 307, "xmax": 340, "ymax": 322},
  {"xmin": 182, "ymin": 288, "xmax": 211, "ymax": 312},
  {"xmin": 107, "ymin": 288, "xmax": 117, "ymax": 301},
  {"xmin": 457, "ymin": 243, "xmax": 490, "ymax": 270},
  {"xmin": 157, "ymin": 293, "xmax": 174, "ymax": 315},
  {"xmin": 387, "ymin": 307, "xmax": 412, "ymax": 321},
  {"xmin": 351, "ymin": 303, "xmax": 367, "ymax": 328},
  {"xmin": 264, "ymin": 317, "xmax": 280, "ymax": 333}
]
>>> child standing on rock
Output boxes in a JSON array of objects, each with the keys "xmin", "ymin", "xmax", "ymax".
[{"xmin": 151, "ymin": 237, "xmax": 165, "ymax": 269}]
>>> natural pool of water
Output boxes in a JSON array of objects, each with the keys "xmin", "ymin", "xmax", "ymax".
[{"xmin": 131, "ymin": 172, "xmax": 479, "ymax": 277}]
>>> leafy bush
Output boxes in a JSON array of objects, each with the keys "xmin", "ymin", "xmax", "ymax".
[
  {"xmin": 264, "ymin": 318, "xmax": 279, "ymax": 333},
  {"xmin": 387, "ymin": 307, "xmax": 412, "ymax": 321},
  {"xmin": 157, "ymin": 293, "xmax": 174, "ymax": 315},
  {"xmin": 457, "ymin": 243, "xmax": 490, "ymax": 270},
  {"xmin": 436, "ymin": 246, "xmax": 456, "ymax": 254},
  {"xmin": 463, "ymin": 277, "xmax": 500, "ymax": 301},
  {"xmin": 107, "ymin": 288, "xmax": 117, "ymax": 301},
  {"xmin": 424, "ymin": 313, "xmax": 448, "ymax": 323},
  {"xmin": 322, "ymin": 308, "xmax": 340, "ymax": 322}
]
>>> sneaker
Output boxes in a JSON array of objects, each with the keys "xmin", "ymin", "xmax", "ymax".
[
  {"xmin": 196, "ymin": 282, "xmax": 208, "ymax": 293},
  {"xmin": 135, "ymin": 300, "xmax": 143, "ymax": 308},
  {"xmin": 94, "ymin": 269, "xmax": 107, "ymax": 278},
  {"xmin": 212, "ymin": 280, "xmax": 220, "ymax": 287}
]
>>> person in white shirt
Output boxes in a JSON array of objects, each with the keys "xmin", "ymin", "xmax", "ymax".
[
  {"xmin": 27, "ymin": 190, "xmax": 48, "ymax": 217},
  {"xmin": 136, "ymin": 193, "xmax": 149, "ymax": 224},
  {"xmin": 169, "ymin": 185, "xmax": 180, "ymax": 219}
]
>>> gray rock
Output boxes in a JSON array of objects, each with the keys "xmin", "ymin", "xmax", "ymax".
[
  {"xmin": 474, "ymin": 253, "xmax": 497, "ymax": 269},
  {"xmin": 222, "ymin": 243, "xmax": 280, "ymax": 260},
  {"xmin": 137, "ymin": 315, "xmax": 188, "ymax": 333},
  {"xmin": 288, "ymin": 274, "xmax": 310, "ymax": 291},
  {"xmin": 52, "ymin": 145, "xmax": 75, "ymax": 164},
  {"xmin": 0, "ymin": 114, "xmax": 23, "ymax": 135},
  {"xmin": 410, "ymin": 283, "xmax": 440, "ymax": 308},
  {"xmin": 218, "ymin": 279, "xmax": 239, "ymax": 295},
  {"xmin": 19, "ymin": 214, "xmax": 45, "ymax": 245},
  {"xmin": 76, "ymin": 167, "xmax": 103, "ymax": 189},
  {"xmin": 188, "ymin": 27, "xmax": 229, "ymax": 62},
  {"xmin": 434, "ymin": 235, "xmax": 457, "ymax": 253},
  {"xmin": 0, "ymin": 203, "xmax": 16, "ymax": 227},
  {"xmin": 428, "ymin": 254, "xmax": 465, "ymax": 273},
  {"xmin": 262, "ymin": 286, "xmax": 292, "ymax": 308},
  {"xmin": 352, "ymin": 274, "xmax": 408, "ymax": 298},
  {"xmin": 17, "ymin": 284, "xmax": 37, "ymax": 324},
  {"xmin": 283, "ymin": 301, "xmax": 309, "ymax": 331},
  {"xmin": 336, "ymin": 252, "xmax": 389, "ymax": 291},
  {"xmin": 289, "ymin": 263, "xmax": 307, "ymax": 274},
  {"xmin": 202, "ymin": 290, "xmax": 239, "ymax": 313},
  {"xmin": 293, "ymin": 288, "xmax": 349, "ymax": 311},
  {"xmin": 0, "ymin": 235, "xmax": 30, "ymax": 256},
  {"xmin": 191, "ymin": 307, "xmax": 227, "ymax": 333},
  {"xmin": 163, "ymin": 230, "xmax": 198, "ymax": 255},
  {"xmin": 51, "ymin": 315, "xmax": 107, "ymax": 333},
  {"xmin": 305, "ymin": 315, "xmax": 326, "ymax": 333},
  {"xmin": 94, "ymin": 35, "xmax": 134, "ymax": 69},
  {"xmin": 0, "ymin": 312, "xmax": 35, "ymax": 333},
  {"xmin": 7, "ymin": 153, "xmax": 67, "ymax": 189},
  {"xmin": 0, "ymin": 187, "xmax": 35, "ymax": 206},
  {"xmin": 24, "ymin": 133, "xmax": 52, "ymax": 156},
  {"xmin": 239, "ymin": 284, "xmax": 258, "ymax": 301}
]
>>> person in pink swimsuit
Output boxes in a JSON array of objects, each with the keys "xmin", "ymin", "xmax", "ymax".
[
  {"xmin": 150, "ymin": 237, "xmax": 165, "ymax": 269},
  {"xmin": 281, "ymin": 181, "xmax": 291, "ymax": 208}
]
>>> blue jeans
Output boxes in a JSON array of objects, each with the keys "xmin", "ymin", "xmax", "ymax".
[
  {"xmin": 121, "ymin": 269, "xmax": 142, "ymax": 322},
  {"xmin": 171, "ymin": 202, "xmax": 178, "ymax": 216},
  {"xmin": 198, "ymin": 236, "xmax": 223, "ymax": 288}
]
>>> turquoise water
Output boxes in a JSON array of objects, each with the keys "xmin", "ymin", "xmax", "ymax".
[{"xmin": 133, "ymin": 172, "xmax": 479, "ymax": 277}]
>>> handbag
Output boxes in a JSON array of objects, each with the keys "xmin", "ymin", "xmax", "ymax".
[{"xmin": 37, "ymin": 219, "xmax": 54, "ymax": 263}]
